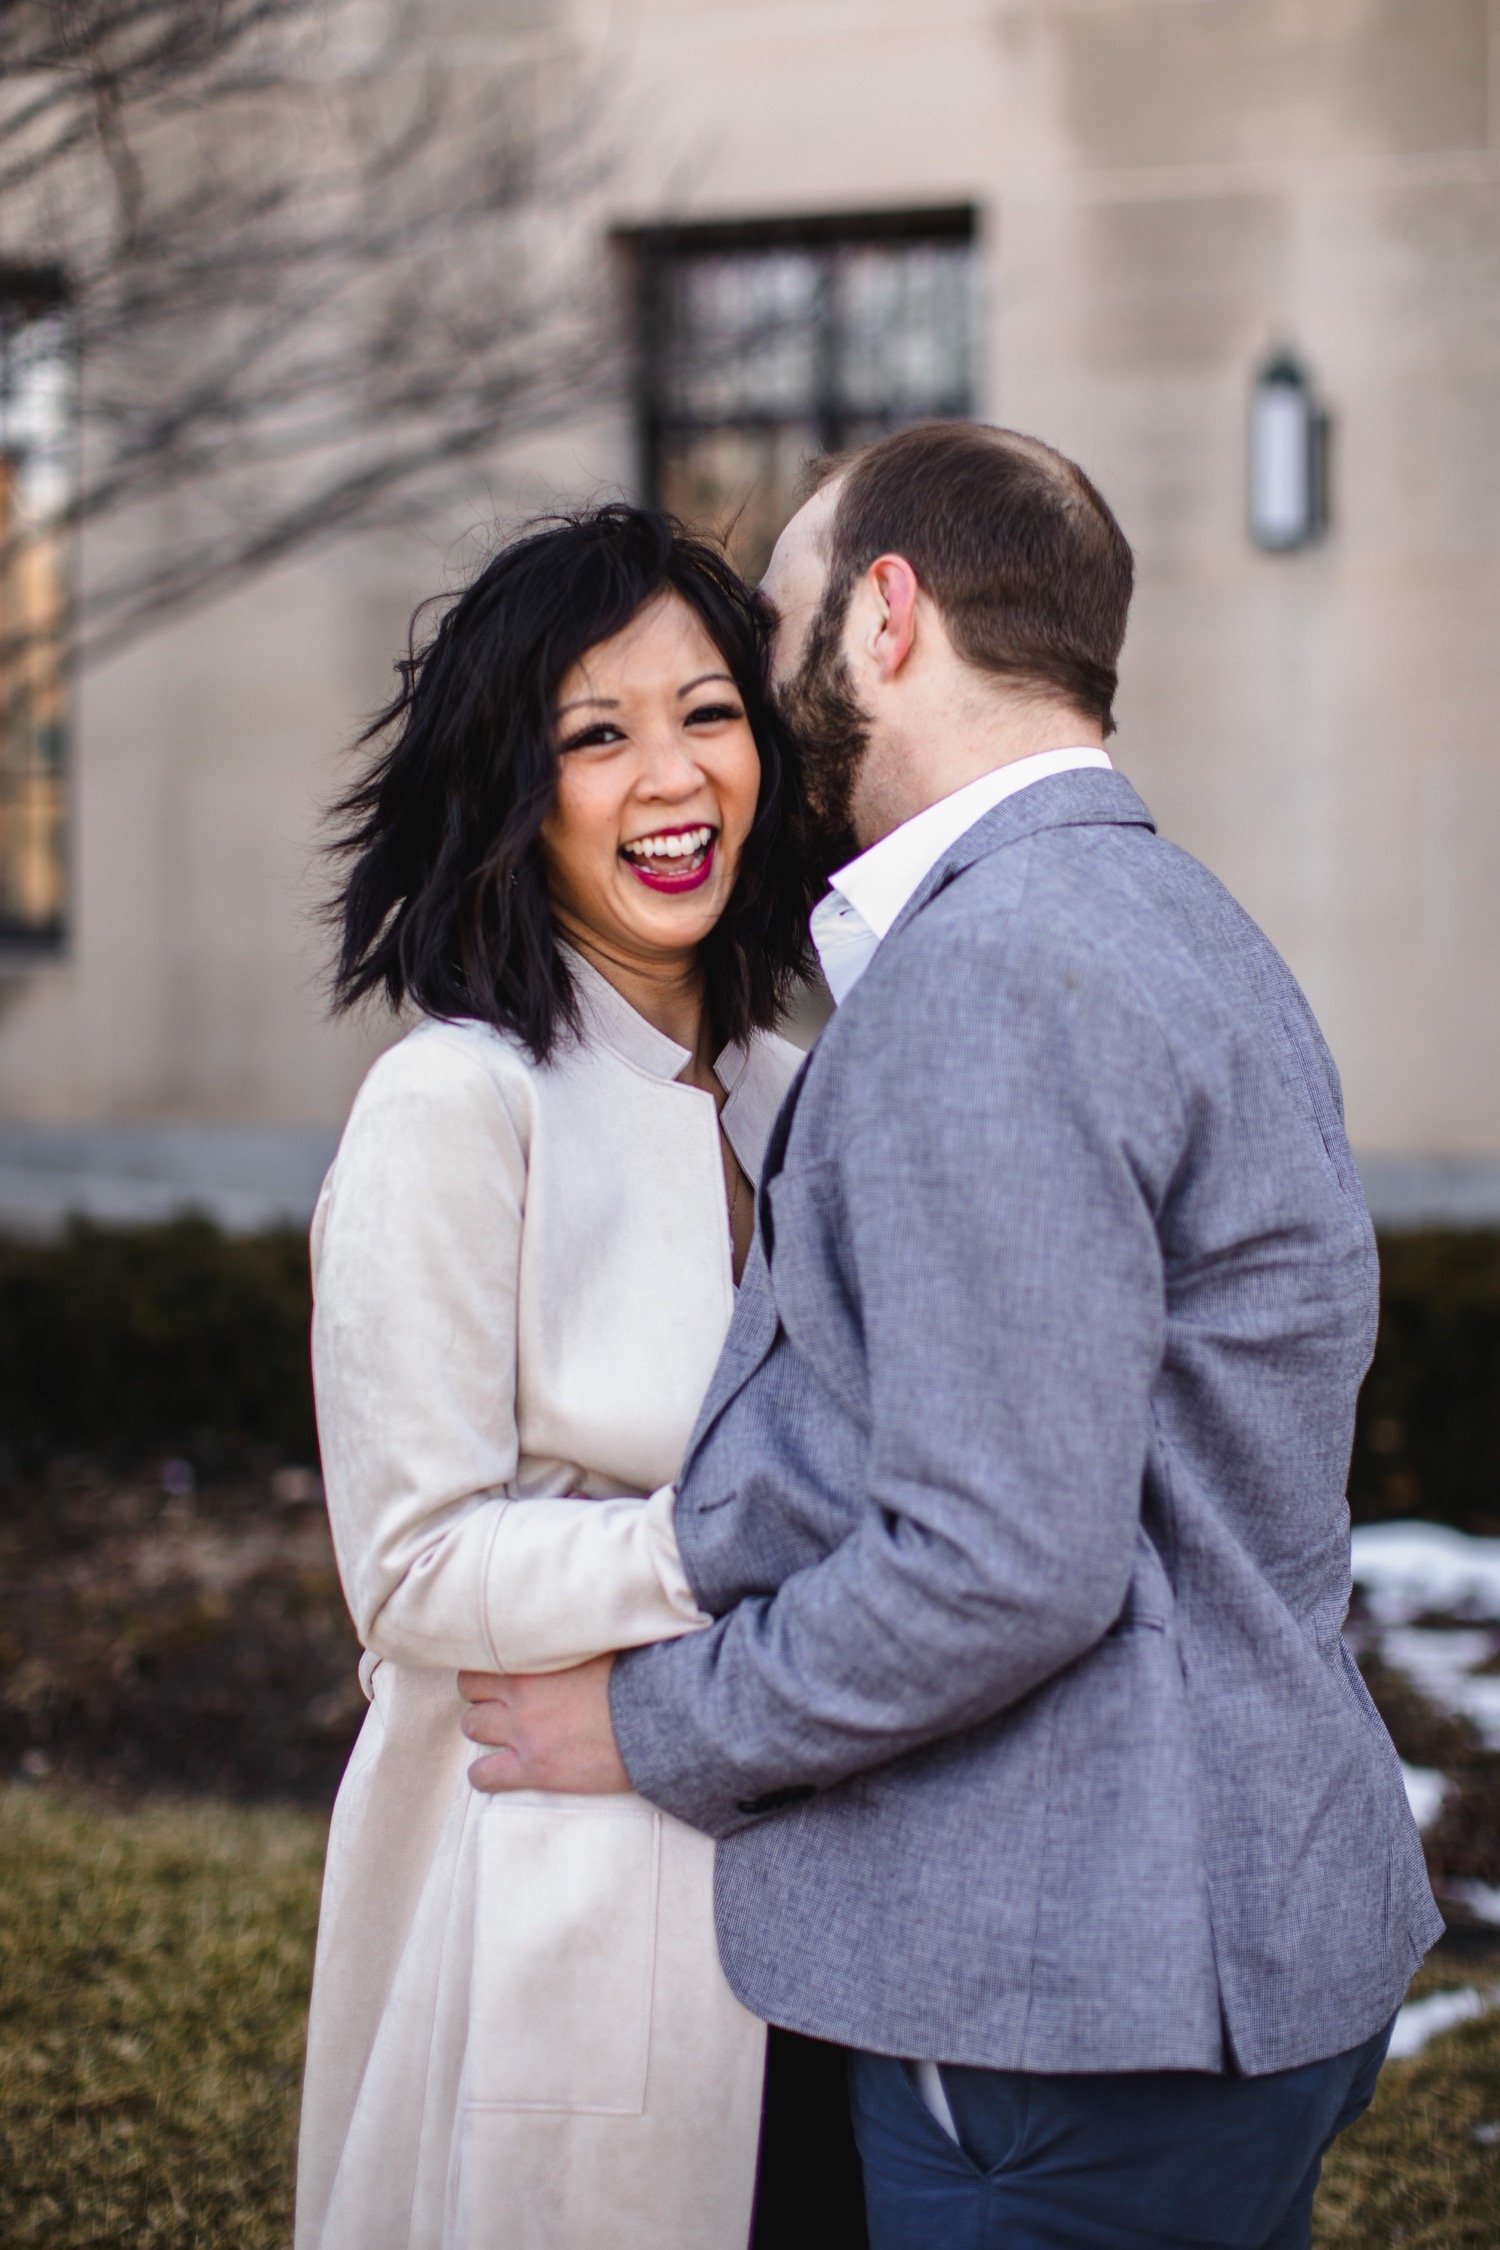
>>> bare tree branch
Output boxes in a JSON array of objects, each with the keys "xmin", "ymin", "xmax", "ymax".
[{"xmin": 0, "ymin": 0, "xmax": 621, "ymax": 670}]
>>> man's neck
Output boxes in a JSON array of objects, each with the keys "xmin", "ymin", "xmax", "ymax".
[{"xmin": 849, "ymin": 701, "xmax": 1104, "ymax": 851}]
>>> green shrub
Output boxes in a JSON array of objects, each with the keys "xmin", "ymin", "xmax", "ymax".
[
  {"xmin": 1351, "ymin": 1232, "xmax": 1500, "ymax": 1537},
  {"xmin": 0, "ymin": 1218, "xmax": 315, "ymax": 1467}
]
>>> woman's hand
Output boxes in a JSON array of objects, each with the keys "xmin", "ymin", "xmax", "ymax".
[{"xmin": 458, "ymin": 1654, "xmax": 632, "ymax": 1794}]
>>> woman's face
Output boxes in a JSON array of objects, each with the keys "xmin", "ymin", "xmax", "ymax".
[{"xmin": 541, "ymin": 592, "xmax": 762, "ymax": 966}]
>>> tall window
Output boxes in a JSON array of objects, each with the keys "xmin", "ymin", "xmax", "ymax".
[
  {"xmin": 627, "ymin": 209, "xmax": 976, "ymax": 578},
  {"xmin": 0, "ymin": 271, "xmax": 72, "ymax": 950}
]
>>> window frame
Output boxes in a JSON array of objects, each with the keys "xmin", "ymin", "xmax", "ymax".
[
  {"xmin": 620, "ymin": 206, "xmax": 979, "ymax": 526},
  {"xmin": 0, "ymin": 262, "xmax": 74, "ymax": 961}
]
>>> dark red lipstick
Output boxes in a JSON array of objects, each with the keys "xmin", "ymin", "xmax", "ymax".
[{"xmin": 619, "ymin": 823, "xmax": 718, "ymax": 893}]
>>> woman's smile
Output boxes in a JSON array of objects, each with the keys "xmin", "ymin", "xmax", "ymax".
[{"xmin": 620, "ymin": 822, "xmax": 719, "ymax": 891}]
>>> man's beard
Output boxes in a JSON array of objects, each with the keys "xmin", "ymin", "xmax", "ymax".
[{"xmin": 772, "ymin": 598, "xmax": 870, "ymax": 879}]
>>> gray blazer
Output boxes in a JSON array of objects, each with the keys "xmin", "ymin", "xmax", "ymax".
[{"xmin": 610, "ymin": 768, "xmax": 1440, "ymax": 2077}]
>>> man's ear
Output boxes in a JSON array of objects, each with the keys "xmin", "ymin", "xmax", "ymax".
[{"xmin": 865, "ymin": 554, "xmax": 920, "ymax": 682}]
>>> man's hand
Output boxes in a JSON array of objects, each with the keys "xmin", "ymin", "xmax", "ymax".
[{"xmin": 458, "ymin": 1654, "xmax": 632, "ymax": 1795}]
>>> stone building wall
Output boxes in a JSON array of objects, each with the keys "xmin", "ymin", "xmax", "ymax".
[{"xmin": 0, "ymin": 0, "xmax": 1495, "ymax": 1223}]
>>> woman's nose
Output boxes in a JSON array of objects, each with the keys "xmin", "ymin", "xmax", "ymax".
[{"xmin": 635, "ymin": 729, "xmax": 706, "ymax": 798}]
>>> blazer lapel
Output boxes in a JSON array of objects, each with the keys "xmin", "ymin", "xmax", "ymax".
[
  {"xmin": 679, "ymin": 1052, "xmax": 814, "ymax": 1486},
  {"xmin": 678, "ymin": 1239, "xmax": 778, "ymax": 1486},
  {"xmin": 755, "ymin": 1049, "xmax": 814, "ymax": 1247},
  {"xmin": 885, "ymin": 766, "xmax": 1157, "ymax": 951}
]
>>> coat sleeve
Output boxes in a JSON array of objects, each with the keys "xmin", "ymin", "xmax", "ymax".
[
  {"xmin": 312, "ymin": 1030, "xmax": 705, "ymax": 1674},
  {"xmin": 610, "ymin": 910, "xmax": 1183, "ymax": 1833}
]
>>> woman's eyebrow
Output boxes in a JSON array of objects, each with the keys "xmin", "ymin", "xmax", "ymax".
[
  {"xmin": 677, "ymin": 671, "xmax": 736, "ymax": 698},
  {"xmin": 556, "ymin": 694, "xmax": 619, "ymax": 716}
]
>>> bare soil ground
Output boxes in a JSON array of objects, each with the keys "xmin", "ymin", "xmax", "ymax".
[{"xmin": 0, "ymin": 1456, "xmax": 363, "ymax": 1806}]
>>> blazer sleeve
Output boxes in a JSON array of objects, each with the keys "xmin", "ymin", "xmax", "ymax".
[
  {"xmin": 312, "ymin": 1030, "xmax": 705, "ymax": 1675},
  {"xmin": 610, "ymin": 912, "xmax": 1183, "ymax": 1832}
]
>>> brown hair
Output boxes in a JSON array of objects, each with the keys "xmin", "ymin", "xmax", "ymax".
[{"xmin": 806, "ymin": 422, "xmax": 1134, "ymax": 735}]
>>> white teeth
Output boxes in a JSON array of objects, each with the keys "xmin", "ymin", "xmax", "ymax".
[{"xmin": 624, "ymin": 825, "xmax": 713, "ymax": 863}]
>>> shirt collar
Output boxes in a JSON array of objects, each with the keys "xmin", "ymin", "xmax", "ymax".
[{"xmin": 828, "ymin": 746, "xmax": 1114, "ymax": 943}]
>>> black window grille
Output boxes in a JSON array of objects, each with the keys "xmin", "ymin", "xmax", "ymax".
[{"xmin": 625, "ymin": 208, "xmax": 977, "ymax": 578}]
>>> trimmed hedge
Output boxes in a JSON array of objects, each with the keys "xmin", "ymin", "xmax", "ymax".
[
  {"xmin": 0, "ymin": 1220, "xmax": 1495, "ymax": 1526},
  {"xmin": 1350, "ymin": 1230, "xmax": 1500, "ymax": 1537},
  {"xmin": 0, "ymin": 1217, "xmax": 315, "ymax": 1468}
]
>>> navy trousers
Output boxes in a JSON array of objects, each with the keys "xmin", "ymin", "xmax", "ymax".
[{"xmin": 848, "ymin": 2022, "xmax": 1393, "ymax": 2250}]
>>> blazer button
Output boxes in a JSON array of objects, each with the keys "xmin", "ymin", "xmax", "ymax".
[{"xmin": 734, "ymin": 1785, "xmax": 815, "ymax": 1817}]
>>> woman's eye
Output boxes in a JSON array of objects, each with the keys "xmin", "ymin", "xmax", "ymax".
[
  {"xmin": 559, "ymin": 721, "xmax": 626, "ymax": 753},
  {"xmin": 684, "ymin": 702, "xmax": 744, "ymax": 729}
]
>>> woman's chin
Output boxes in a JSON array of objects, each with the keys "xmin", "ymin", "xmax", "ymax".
[
  {"xmin": 610, "ymin": 871, "xmax": 734, "ymax": 952},
  {"xmin": 630, "ymin": 902, "xmax": 723, "ymax": 957}
]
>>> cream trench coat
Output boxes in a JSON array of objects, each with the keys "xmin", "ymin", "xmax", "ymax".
[{"xmin": 295, "ymin": 956, "xmax": 802, "ymax": 2250}]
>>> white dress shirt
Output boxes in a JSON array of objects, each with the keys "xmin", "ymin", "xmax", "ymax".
[
  {"xmin": 810, "ymin": 747, "xmax": 1114, "ymax": 1008},
  {"xmin": 807, "ymin": 743, "xmax": 1112, "ymax": 2142}
]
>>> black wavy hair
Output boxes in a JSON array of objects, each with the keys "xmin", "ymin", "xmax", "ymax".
[{"xmin": 328, "ymin": 505, "xmax": 815, "ymax": 1061}]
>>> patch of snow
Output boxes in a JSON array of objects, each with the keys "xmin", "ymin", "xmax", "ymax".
[
  {"xmin": 1443, "ymin": 1881, "xmax": 1500, "ymax": 1928},
  {"xmin": 1381, "ymin": 1627, "xmax": 1500, "ymax": 1747},
  {"xmin": 1388, "ymin": 1985, "xmax": 1500, "ymax": 2061},
  {"xmin": 1351, "ymin": 1522, "xmax": 1500, "ymax": 1627},
  {"xmin": 1401, "ymin": 1763, "xmax": 1454, "ymax": 1831}
]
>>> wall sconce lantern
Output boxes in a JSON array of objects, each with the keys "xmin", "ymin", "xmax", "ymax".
[{"xmin": 1248, "ymin": 351, "xmax": 1329, "ymax": 551}]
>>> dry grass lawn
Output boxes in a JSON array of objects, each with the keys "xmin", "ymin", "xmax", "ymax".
[
  {"xmin": 1315, "ymin": 1953, "xmax": 1500, "ymax": 2247},
  {"xmin": 3, "ymin": 1783, "xmax": 1499, "ymax": 2247},
  {"xmin": 0, "ymin": 1785, "xmax": 324, "ymax": 2249}
]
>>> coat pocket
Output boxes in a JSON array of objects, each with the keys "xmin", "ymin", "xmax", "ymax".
[{"xmin": 466, "ymin": 1796, "xmax": 661, "ymax": 2115}]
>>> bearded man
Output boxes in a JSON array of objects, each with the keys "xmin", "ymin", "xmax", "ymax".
[{"xmin": 462, "ymin": 422, "xmax": 1436, "ymax": 2250}]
